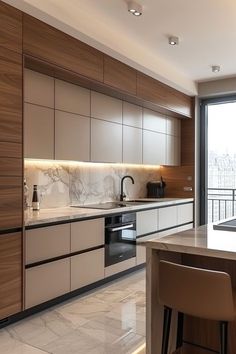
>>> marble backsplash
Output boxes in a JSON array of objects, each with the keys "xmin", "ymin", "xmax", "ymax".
[{"xmin": 24, "ymin": 161, "xmax": 161, "ymax": 209}]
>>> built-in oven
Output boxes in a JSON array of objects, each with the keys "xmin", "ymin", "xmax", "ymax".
[{"xmin": 105, "ymin": 213, "xmax": 136, "ymax": 267}]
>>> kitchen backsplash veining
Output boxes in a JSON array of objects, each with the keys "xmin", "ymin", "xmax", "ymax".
[{"xmin": 25, "ymin": 161, "xmax": 160, "ymax": 208}]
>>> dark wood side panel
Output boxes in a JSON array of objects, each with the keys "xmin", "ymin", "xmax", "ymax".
[
  {"xmin": 0, "ymin": 142, "xmax": 22, "ymax": 158},
  {"xmin": 0, "ymin": 177, "xmax": 22, "ymax": 230},
  {"xmin": 0, "ymin": 47, "xmax": 22, "ymax": 143},
  {"xmin": 0, "ymin": 1, "xmax": 22, "ymax": 54},
  {"xmin": 23, "ymin": 14, "xmax": 104, "ymax": 82},
  {"xmin": 0, "ymin": 232, "xmax": 22, "ymax": 319},
  {"xmin": 0, "ymin": 158, "xmax": 22, "ymax": 176},
  {"xmin": 104, "ymin": 55, "xmax": 137, "ymax": 95}
]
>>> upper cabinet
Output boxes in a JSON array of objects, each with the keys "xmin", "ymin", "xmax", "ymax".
[
  {"xmin": 137, "ymin": 72, "xmax": 192, "ymax": 118},
  {"xmin": 123, "ymin": 102, "xmax": 142, "ymax": 128},
  {"xmin": 0, "ymin": 2, "xmax": 22, "ymax": 54},
  {"xmin": 91, "ymin": 91, "xmax": 122, "ymax": 124},
  {"xmin": 23, "ymin": 15, "xmax": 104, "ymax": 82},
  {"xmin": 104, "ymin": 56, "xmax": 137, "ymax": 95}
]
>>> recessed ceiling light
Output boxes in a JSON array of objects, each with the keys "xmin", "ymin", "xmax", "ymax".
[
  {"xmin": 212, "ymin": 65, "xmax": 220, "ymax": 73},
  {"xmin": 127, "ymin": 1, "xmax": 142, "ymax": 16},
  {"xmin": 168, "ymin": 36, "xmax": 179, "ymax": 46}
]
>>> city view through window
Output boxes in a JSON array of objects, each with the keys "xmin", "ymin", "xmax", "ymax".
[{"xmin": 208, "ymin": 101, "xmax": 236, "ymax": 222}]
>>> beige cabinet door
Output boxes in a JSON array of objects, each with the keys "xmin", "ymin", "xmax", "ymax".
[
  {"xmin": 91, "ymin": 118, "xmax": 122, "ymax": 163},
  {"xmin": 123, "ymin": 102, "xmax": 142, "ymax": 128},
  {"xmin": 158, "ymin": 206, "xmax": 178, "ymax": 230},
  {"xmin": 143, "ymin": 130, "xmax": 166, "ymax": 165},
  {"xmin": 177, "ymin": 203, "xmax": 193, "ymax": 224},
  {"xmin": 123, "ymin": 126, "xmax": 142, "ymax": 164},
  {"xmin": 143, "ymin": 109, "xmax": 166, "ymax": 133},
  {"xmin": 25, "ymin": 258, "xmax": 70, "ymax": 309},
  {"xmin": 137, "ymin": 209, "xmax": 158, "ymax": 236},
  {"xmin": 166, "ymin": 135, "xmax": 180, "ymax": 166},
  {"xmin": 55, "ymin": 110, "xmax": 90, "ymax": 161},
  {"xmin": 71, "ymin": 248, "xmax": 104, "ymax": 290},
  {"xmin": 91, "ymin": 91, "xmax": 122, "ymax": 124},
  {"xmin": 71, "ymin": 218, "xmax": 104, "ymax": 252},
  {"xmin": 25, "ymin": 224, "xmax": 70, "ymax": 265},
  {"xmin": 24, "ymin": 103, "xmax": 54, "ymax": 159}
]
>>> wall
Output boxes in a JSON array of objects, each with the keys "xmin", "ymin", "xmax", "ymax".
[
  {"xmin": 24, "ymin": 160, "xmax": 160, "ymax": 208},
  {"xmin": 198, "ymin": 77, "xmax": 236, "ymax": 98}
]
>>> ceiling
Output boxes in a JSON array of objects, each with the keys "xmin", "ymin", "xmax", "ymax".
[{"xmin": 4, "ymin": 0, "xmax": 236, "ymax": 95}]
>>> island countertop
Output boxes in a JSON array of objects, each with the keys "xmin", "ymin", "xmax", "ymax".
[{"xmin": 144, "ymin": 223, "xmax": 236, "ymax": 261}]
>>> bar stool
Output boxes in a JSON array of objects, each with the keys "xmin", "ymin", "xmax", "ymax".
[{"xmin": 158, "ymin": 260, "xmax": 236, "ymax": 354}]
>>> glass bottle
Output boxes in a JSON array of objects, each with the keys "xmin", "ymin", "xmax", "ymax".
[{"xmin": 32, "ymin": 185, "xmax": 40, "ymax": 211}]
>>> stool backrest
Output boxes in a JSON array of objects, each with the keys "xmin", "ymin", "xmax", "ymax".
[{"xmin": 159, "ymin": 260, "xmax": 235, "ymax": 321}]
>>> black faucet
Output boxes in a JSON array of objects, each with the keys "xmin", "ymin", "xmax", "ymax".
[{"xmin": 120, "ymin": 175, "xmax": 134, "ymax": 201}]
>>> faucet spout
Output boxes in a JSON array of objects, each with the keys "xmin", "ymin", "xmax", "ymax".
[{"xmin": 120, "ymin": 175, "xmax": 134, "ymax": 201}]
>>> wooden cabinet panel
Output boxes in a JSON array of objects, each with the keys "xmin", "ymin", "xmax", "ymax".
[
  {"xmin": 0, "ymin": 232, "xmax": 22, "ymax": 319},
  {"xmin": 0, "ymin": 157, "xmax": 22, "ymax": 176},
  {"xmin": 0, "ymin": 142, "xmax": 22, "ymax": 158},
  {"xmin": 0, "ymin": 2, "xmax": 22, "ymax": 54},
  {"xmin": 0, "ymin": 177, "xmax": 22, "ymax": 230},
  {"xmin": 23, "ymin": 14, "xmax": 104, "ymax": 82},
  {"xmin": 71, "ymin": 218, "xmax": 104, "ymax": 252},
  {"xmin": 137, "ymin": 72, "xmax": 192, "ymax": 118},
  {"xmin": 104, "ymin": 56, "xmax": 136, "ymax": 95},
  {"xmin": 26, "ymin": 224, "xmax": 70, "ymax": 264},
  {"xmin": 25, "ymin": 258, "xmax": 70, "ymax": 309},
  {"xmin": 0, "ymin": 47, "xmax": 22, "ymax": 143},
  {"xmin": 71, "ymin": 248, "xmax": 104, "ymax": 290}
]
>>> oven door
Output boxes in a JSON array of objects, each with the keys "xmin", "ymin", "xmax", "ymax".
[{"xmin": 105, "ymin": 223, "xmax": 136, "ymax": 267}]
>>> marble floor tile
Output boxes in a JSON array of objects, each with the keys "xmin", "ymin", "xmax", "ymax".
[{"xmin": 0, "ymin": 269, "xmax": 146, "ymax": 354}]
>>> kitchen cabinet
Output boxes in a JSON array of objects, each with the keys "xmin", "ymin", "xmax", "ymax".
[
  {"xmin": 55, "ymin": 110, "xmax": 90, "ymax": 162},
  {"xmin": 143, "ymin": 109, "xmax": 166, "ymax": 133},
  {"xmin": 24, "ymin": 103, "xmax": 54, "ymax": 159},
  {"xmin": 23, "ymin": 14, "xmax": 104, "ymax": 82},
  {"xmin": 103, "ymin": 55, "xmax": 137, "ymax": 95},
  {"xmin": 71, "ymin": 248, "xmax": 104, "ymax": 290},
  {"xmin": 123, "ymin": 101, "xmax": 142, "ymax": 128},
  {"xmin": 158, "ymin": 205, "xmax": 178, "ymax": 230},
  {"xmin": 166, "ymin": 135, "xmax": 180, "ymax": 166},
  {"xmin": 143, "ymin": 130, "xmax": 166, "ymax": 165},
  {"xmin": 123, "ymin": 126, "xmax": 142, "ymax": 164},
  {"xmin": 0, "ymin": 232, "xmax": 22, "ymax": 319},
  {"xmin": 178, "ymin": 203, "xmax": 193, "ymax": 224},
  {"xmin": 25, "ymin": 224, "xmax": 70, "ymax": 264},
  {"xmin": 105, "ymin": 258, "xmax": 136, "ymax": 277},
  {"xmin": 137, "ymin": 209, "xmax": 158, "ymax": 236},
  {"xmin": 91, "ymin": 118, "xmax": 122, "ymax": 163},
  {"xmin": 71, "ymin": 218, "xmax": 104, "ymax": 252},
  {"xmin": 25, "ymin": 258, "xmax": 70, "ymax": 309},
  {"xmin": 0, "ymin": 2, "xmax": 22, "ymax": 54},
  {"xmin": 91, "ymin": 91, "xmax": 122, "ymax": 124}
]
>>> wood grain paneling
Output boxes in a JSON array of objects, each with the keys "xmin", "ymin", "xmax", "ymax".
[
  {"xmin": 161, "ymin": 165, "xmax": 194, "ymax": 198},
  {"xmin": 0, "ymin": 47, "xmax": 22, "ymax": 143},
  {"xmin": 0, "ymin": 232, "xmax": 22, "ymax": 319},
  {"xmin": 0, "ymin": 142, "xmax": 22, "ymax": 158},
  {"xmin": 0, "ymin": 177, "xmax": 22, "ymax": 230},
  {"xmin": 0, "ymin": 158, "xmax": 22, "ymax": 176},
  {"xmin": 0, "ymin": 1, "xmax": 22, "ymax": 54},
  {"xmin": 23, "ymin": 14, "xmax": 104, "ymax": 82},
  {"xmin": 104, "ymin": 56, "xmax": 136, "ymax": 95},
  {"xmin": 137, "ymin": 72, "xmax": 192, "ymax": 118}
]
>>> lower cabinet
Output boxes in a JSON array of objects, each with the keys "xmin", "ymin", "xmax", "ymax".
[
  {"xmin": 25, "ymin": 258, "xmax": 70, "ymax": 309},
  {"xmin": 0, "ymin": 232, "xmax": 22, "ymax": 319},
  {"xmin": 71, "ymin": 248, "xmax": 104, "ymax": 290}
]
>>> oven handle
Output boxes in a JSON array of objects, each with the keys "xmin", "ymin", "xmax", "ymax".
[{"xmin": 108, "ymin": 224, "xmax": 134, "ymax": 232}]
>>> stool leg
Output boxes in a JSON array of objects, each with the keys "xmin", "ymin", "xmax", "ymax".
[
  {"xmin": 176, "ymin": 312, "xmax": 184, "ymax": 349},
  {"xmin": 220, "ymin": 321, "xmax": 228, "ymax": 354},
  {"xmin": 162, "ymin": 306, "xmax": 172, "ymax": 354}
]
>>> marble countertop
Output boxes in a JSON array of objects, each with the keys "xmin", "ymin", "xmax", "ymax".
[
  {"xmin": 143, "ymin": 223, "xmax": 236, "ymax": 260},
  {"xmin": 24, "ymin": 198, "xmax": 193, "ymax": 227}
]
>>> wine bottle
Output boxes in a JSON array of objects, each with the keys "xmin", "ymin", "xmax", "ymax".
[{"xmin": 32, "ymin": 185, "xmax": 40, "ymax": 211}]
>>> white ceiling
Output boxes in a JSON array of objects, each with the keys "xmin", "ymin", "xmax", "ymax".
[{"xmin": 4, "ymin": 0, "xmax": 236, "ymax": 95}]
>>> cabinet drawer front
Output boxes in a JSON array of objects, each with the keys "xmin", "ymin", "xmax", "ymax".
[
  {"xmin": 178, "ymin": 203, "xmax": 193, "ymax": 225},
  {"xmin": 158, "ymin": 206, "xmax": 178, "ymax": 230},
  {"xmin": 26, "ymin": 224, "xmax": 70, "ymax": 264},
  {"xmin": 0, "ymin": 232, "xmax": 22, "ymax": 319},
  {"xmin": 25, "ymin": 259, "xmax": 70, "ymax": 309},
  {"xmin": 71, "ymin": 248, "xmax": 104, "ymax": 291},
  {"xmin": 137, "ymin": 209, "xmax": 158, "ymax": 236},
  {"xmin": 71, "ymin": 218, "xmax": 104, "ymax": 252}
]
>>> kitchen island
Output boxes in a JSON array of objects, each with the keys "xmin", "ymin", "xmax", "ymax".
[{"xmin": 144, "ymin": 223, "xmax": 236, "ymax": 354}]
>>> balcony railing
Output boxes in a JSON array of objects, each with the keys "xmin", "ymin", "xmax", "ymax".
[{"xmin": 208, "ymin": 188, "xmax": 236, "ymax": 223}]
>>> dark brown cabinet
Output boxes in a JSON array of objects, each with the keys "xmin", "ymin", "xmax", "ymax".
[
  {"xmin": 0, "ymin": 232, "xmax": 22, "ymax": 320},
  {"xmin": 104, "ymin": 56, "xmax": 137, "ymax": 95},
  {"xmin": 0, "ymin": 2, "xmax": 22, "ymax": 54},
  {"xmin": 23, "ymin": 14, "xmax": 104, "ymax": 82}
]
